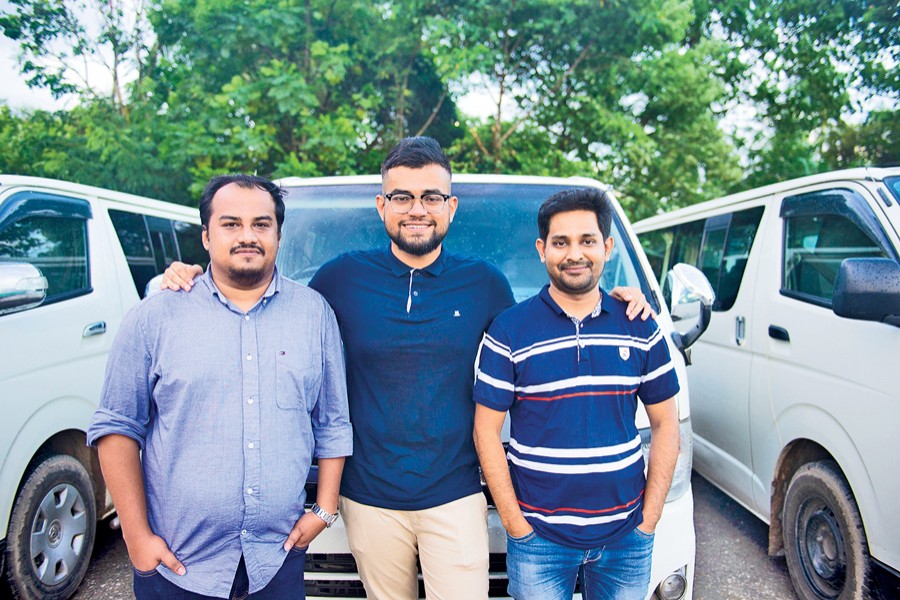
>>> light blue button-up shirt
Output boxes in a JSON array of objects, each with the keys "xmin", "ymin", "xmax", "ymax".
[{"xmin": 88, "ymin": 269, "xmax": 352, "ymax": 596}]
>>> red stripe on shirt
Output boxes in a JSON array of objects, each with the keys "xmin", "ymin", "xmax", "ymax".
[
  {"xmin": 516, "ymin": 388, "xmax": 639, "ymax": 402},
  {"xmin": 518, "ymin": 490, "xmax": 644, "ymax": 515}
]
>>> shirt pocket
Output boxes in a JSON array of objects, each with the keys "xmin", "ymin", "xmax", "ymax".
[{"xmin": 275, "ymin": 350, "xmax": 321, "ymax": 411}]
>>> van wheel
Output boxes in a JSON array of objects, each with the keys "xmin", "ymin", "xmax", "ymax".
[
  {"xmin": 4, "ymin": 454, "xmax": 96, "ymax": 600},
  {"xmin": 783, "ymin": 460, "xmax": 870, "ymax": 600}
]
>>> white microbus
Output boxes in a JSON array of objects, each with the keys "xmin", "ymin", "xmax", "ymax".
[
  {"xmin": 0, "ymin": 176, "xmax": 206, "ymax": 599},
  {"xmin": 634, "ymin": 168, "xmax": 900, "ymax": 600},
  {"xmin": 277, "ymin": 174, "xmax": 714, "ymax": 600}
]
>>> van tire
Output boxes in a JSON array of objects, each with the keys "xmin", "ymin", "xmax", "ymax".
[
  {"xmin": 783, "ymin": 460, "xmax": 870, "ymax": 600},
  {"xmin": 4, "ymin": 454, "xmax": 96, "ymax": 600}
]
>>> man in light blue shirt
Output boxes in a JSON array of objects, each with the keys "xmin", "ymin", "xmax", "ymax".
[{"xmin": 87, "ymin": 174, "xmax": 352, "ymax": 599}]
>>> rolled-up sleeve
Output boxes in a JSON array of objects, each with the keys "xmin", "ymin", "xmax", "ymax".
[
  {"xmin": 86, "ymin": 306, "xmax": 153, "ymax": 448},
  {"xmin": 311, "ymin": 302, "xmax": 352, "ymax": 459}
]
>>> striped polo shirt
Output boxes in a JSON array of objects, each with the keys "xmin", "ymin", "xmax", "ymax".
[{"xmin": 473, "ymin": 285, "xmax": 680, "ymax": 549}]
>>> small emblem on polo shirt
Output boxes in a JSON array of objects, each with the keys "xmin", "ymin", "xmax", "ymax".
[
  {"xmin": 619, "ymin": 347, "xmax": 630, "ymax": 360},
  {"xmin": 453, "ymin": 310, "xmax": 461, "ymax": 317}
]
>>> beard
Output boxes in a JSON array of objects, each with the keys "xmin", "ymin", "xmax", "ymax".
[
  {"xmin": 226, "ymin": 244, "xmax": 270, "ymax": 287},
  {"xmin": 386, "ymin": 219, "xmax": 448, "ymax": 257},
  {"xmin": 548, "ymin": 261, "xmax": 601, "ymax": 295},
  {"xmin": 226, "ymin": 264, "xmax": 269, "ymax": 287}
]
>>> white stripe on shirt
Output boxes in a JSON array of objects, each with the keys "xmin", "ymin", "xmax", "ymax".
[
  {"xmin": 522, "ymin": 505, "xmax": 639, "ymax": 525},
  {"xmin": 515, "ymin": 374, "xmax": 643, "ymax": 394},
  {"xmin": 508, "ymin": 447, "xmax": 643, "ymax": 474},
  {"xmin": 476, "ymin": 370, "xmax": 516, "ymax": 392},
  {"xmin": 509, "ymin": 434, "xmax": 641, "ymax": 459}
]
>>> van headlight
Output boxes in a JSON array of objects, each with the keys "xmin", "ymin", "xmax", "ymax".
[{"xmin": 640, "ymin": 418, "xmax": 693, "ymax": 503}]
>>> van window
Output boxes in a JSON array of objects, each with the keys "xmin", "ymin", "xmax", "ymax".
[
  {"xmin": 174, "ymin": 221, "xmax": 207, "ymax": 268},
  {"xmin": 638, "ymin": 207, "xmax": 763, "ymax": 311},
  {"xmin": 0, "ymin": 215, "xmax": 90, "ymax": 302},
  {"xmin": 783, "ymin": 213, "xmax": 887, "ymax": 305},
  {"xmin": 280, "ymin": 182, "xmax": 655, "ymax": 306},
  {"xmin": 109, "ymin": 209, "xmax": 206, "ymax": 298}
]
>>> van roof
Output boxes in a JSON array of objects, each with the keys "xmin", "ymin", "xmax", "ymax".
[
  {"xmin": 0, "ymin": 174, "xmax": 200, "ymax": 220},
  {"xmin": 632, "ymin": 166, "xmax": 900, "ymax": 230}
]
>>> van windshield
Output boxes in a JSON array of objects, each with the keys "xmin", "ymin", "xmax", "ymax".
[{"xmin": 278, "ymin": 182, "xmax": 655, "ymax": 307}]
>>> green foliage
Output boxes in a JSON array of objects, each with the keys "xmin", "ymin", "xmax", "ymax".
[{"xmin": 0, "ymin": 0, "xmax": 897, "ymax": 216}]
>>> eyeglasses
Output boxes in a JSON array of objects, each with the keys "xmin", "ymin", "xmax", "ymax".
[{"xmin": 383, "ymin": 193, "xmax": 451, "ymax": 214}]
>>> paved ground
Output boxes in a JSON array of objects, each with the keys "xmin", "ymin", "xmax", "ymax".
[
  {"xmin": 6, "ymin": 470, "xmax": 889, "ymax": 599},
  {"xmin": 691, "ymin": 472, "xmax": 796, "ymax": 599}
]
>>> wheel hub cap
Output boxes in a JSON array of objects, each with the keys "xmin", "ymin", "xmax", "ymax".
[
  {"xmin": 29, "ymin": 483, "xmax": 88, "ymax": 585},
  {"xmin": 47, "ymin": 520, "xmax": 62, "ymax": 547}
]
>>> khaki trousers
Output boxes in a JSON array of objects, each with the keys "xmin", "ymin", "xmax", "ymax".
[{"xmin": 340, "ymin": 493, "xmax": 489, "ymax": 600}]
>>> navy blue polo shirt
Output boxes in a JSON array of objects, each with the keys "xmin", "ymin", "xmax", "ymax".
[
  {"xmin": 309, "ymin": 246, "xmax": 515, "ymax": 510},
  {"xmin": 474, "ymin": 286, "xmax": 680, "ymax": 548}
]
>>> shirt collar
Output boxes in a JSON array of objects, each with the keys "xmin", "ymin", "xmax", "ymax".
[
  {"xmin": 383, "ymin": 243, "xmax": 446, "ymax": 277},
  {"xmin": 538, "ymin": 284, "xmax": 606, "ymax": 319}
]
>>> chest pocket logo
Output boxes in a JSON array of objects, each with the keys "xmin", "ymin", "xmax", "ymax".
[{"xmin": 619, "ymin": 346, "xmax": 630, "ymax": 361}]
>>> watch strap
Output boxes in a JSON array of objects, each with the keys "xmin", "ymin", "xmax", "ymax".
[{"xmin": 310, "ymin": 502, "xmax": 339, "ymax": 527}]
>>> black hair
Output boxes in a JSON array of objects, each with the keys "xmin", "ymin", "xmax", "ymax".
[
  {"xmin": 380, "ymin": 136, "xmax": 452, "ymax": 177},
  {"xmin": 199, "ymin": 174, "xmax": 285, "ymax": 232},
  {"xmin": 537, "ymin": 187, "xmax": 614, "ymax": 241}
]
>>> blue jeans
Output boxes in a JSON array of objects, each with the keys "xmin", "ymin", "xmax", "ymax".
[
  {"xmin": 133, "ymin": 548, "xmax": 307, "ymax": 600},
  {"xmin": 506, "ymin": 527, "xmax": 654, "ymax": 600}
]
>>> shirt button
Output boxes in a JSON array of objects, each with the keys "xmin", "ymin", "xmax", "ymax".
[
  {"xmin": 241, "ymin": 529, "xmax": 248, "ymax": 536},
  {"xmin": 246, "ymin": 354, "xmax": 253, "ymax": 361},
  {"xmin": 413, "ymin": 291, "xmax": 419, "ymax": 296},
  {"xmin": 247, "ymin": 488, "xmax": 253, "ymax": 495},
  {"xmin": 248, "ymin": 398, "xmax": 254, "ymax": 404},
  {"xmin": 248, "ymin": 442, "xmax": 255, "ymax": 449},
  {"xmin": 245, "ymin": 315, "xmax": 250, "ymax": 321}
]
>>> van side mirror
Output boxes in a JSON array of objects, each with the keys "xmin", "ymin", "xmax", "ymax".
[
  {"xmin": 667, "ymin": 263, "xmax": 716, "ymax": 363},
  {"xmin": 833, "ymin": 258, "xmax": 900, "ymax": 327},
  {"xmin": 0, "ymin": 263, "xmax": 48, "ymax": 316}
]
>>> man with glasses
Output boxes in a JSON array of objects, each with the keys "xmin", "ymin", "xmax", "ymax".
[{"xmin": 161, "ymin": 137, "xmax": 652, "ymax": 600}]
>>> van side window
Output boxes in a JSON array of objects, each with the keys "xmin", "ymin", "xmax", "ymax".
[
  {"xmin": 109, "ymin": 210, "xmax": 206, "ymax": 298},
  {"xmin": 783, "ymin": 213, "xmax": 887, "ymax": 304},
  {"xmin": 717, "ymin": 208, "xmax": 764, "ymax": 310},
  {"xmin": 0, "ymin": 215, "xmax": 90, "ymax": 302},
  {"xmin": 638, "ymin": 207, "xmax": 763, "ymax": 312},
  {"xmin": 173, "ymin": 221, "xmax": 207, "ymax": 268}
]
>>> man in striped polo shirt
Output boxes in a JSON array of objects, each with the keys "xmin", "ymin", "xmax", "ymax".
[{"xmin": 473, "ymin": 187, "xmax": 681, "ymax": 600}]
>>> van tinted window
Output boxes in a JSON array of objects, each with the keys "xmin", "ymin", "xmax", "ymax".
[
  {"xmin": 638, "ymin": 207, "xmax": 763, "ymax": 311},
  {"xmin": 783, "ymin": 213, "xmax": 887, "ymax": 305},
  {"xmin": 109, "ymin": 209, "xmax": 205, "ymax": 298},
  {"xmin": 0, "ymin": 215, "xmax": 89, "ymax": 302},
  {"xmin": 279, "ymin": 182, "xmax": 654, "ymax": 306}
]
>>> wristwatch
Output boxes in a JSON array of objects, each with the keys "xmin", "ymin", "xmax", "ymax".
[{"xmin": 310, "ymin": 502, "xmax": 339, "ymax": 528}]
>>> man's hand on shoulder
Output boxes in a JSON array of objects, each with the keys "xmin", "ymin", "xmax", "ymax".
[
  {"xmin": 160, "ymin": 262, "xmax": 203, "ymax": 291},
  {"xmin": 126, "ymin": 531, "xmax": 186, "ymax": 575},
  {"xmin": 283, "ymin": 511, "xmax": 328, "ymax": 551},
  {"xmin": 609, "ymin": 286, "xmax": 656, "ymax": 321}
]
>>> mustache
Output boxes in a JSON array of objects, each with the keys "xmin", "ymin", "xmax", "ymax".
[
  {"xmin": 561, "ymin": 260, "xmax": 591, "ymax": 269},
  {"xmin": 231, "ymin": 243, "xmax": 265, "ymax": 256}
]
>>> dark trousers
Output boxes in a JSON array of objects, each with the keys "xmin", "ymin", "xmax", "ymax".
[{"xmin": 133, "ymin": 549, "xmax": 307, "ymax": 600}]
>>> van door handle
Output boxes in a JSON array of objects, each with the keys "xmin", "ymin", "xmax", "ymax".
[
  {"xmin": 768, "ymin": 325, "xmax": 790, "ymax": 342},
  {"xmin": 735, "ymin": 316, "xmax": 746, "ymax": 346},
  {"xmin": 83, "ymin": 321, "xmax": 107, "ymax": 337}
]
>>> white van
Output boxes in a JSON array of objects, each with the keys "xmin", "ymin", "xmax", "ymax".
[
  {"xmin": 633, "ymin": 167, "xmax": 900, "ymax": 600},
  {"xmin": 275, "ymin": 174, "xmax": 714, "ymax": 600},
  {"xmin": 0, "ymin": 175, "xmax": 206, "ymax": 599}
]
